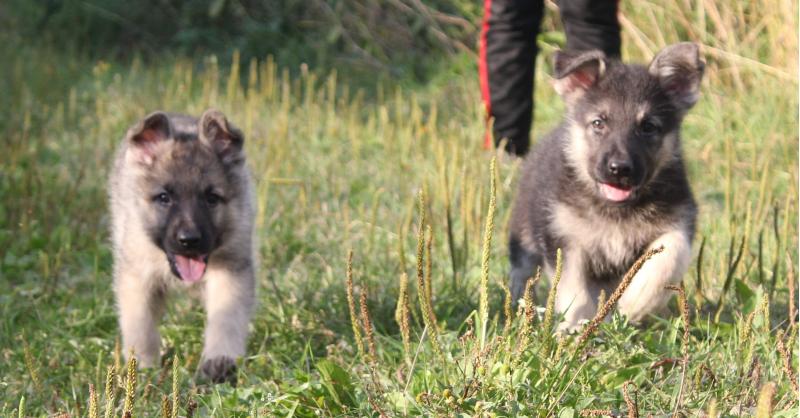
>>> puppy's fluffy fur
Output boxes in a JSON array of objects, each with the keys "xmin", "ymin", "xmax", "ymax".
[
  {"xmin": 508, "ymin": 43, "xmax": 704, "ymax": 330},
  {"xmin": 109, "ymin": 109, "xmax": 256, "ymax": 382}
]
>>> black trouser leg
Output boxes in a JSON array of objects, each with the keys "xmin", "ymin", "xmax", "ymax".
[
  {"xmin": 480, "ymin": 0, "xmax": 544, "ymax": 156},
  {"xmin": 558, "ymin": 0, "xmax": 621, "ymax": 58},
  {"xmin": 480, "ymin": 0, "xmax": 620, "ymax": 156}
]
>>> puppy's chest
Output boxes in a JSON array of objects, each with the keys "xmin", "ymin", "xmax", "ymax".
[{"xmin": 550, "ymin": 203, "xmax": 661, "ymax": 272}]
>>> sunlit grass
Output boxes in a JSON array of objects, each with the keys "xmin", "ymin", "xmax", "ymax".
[{"xmin": 0, "ymin": 1, "xmax": 797, "ymax": 416}]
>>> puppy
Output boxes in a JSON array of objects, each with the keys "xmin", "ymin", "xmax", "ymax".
[
  {"xmin": 508, "ymin": 43, "xmax": 704, "ymax": 330},
  {"xmin": 109, "ymin": 109, "xmax": 256, "ymax": 382}
]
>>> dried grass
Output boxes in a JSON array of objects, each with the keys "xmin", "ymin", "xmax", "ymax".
[
  {"xmin": 345, "ymin": 249, "xmax": 365, "ymax": 358},
  {"xmin": 575, "ymin": 246, "xmax": 665, "ymax": 349}
]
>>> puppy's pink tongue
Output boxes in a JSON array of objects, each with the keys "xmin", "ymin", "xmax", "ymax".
[
  {"xmin": 174, "ymin": 255, "xmax": 207, "ymax": 282},
  {"xmin": 599, "ymin": 183, "xmax": 632, "ymax": 202}
]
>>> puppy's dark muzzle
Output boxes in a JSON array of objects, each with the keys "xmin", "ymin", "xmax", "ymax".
[
  {"xmin": 600, "ymin": 157, "xmax": 642, "ymax": 189},
  {"xmin": 177, "ymin": 229, "xmax": 204, "ymax": 251},
  {"xmin": 164, "ymin": 227, "xmax": 216, "ymax": 282},
  {"xmin": 167, "ymin": 227, "xmax": 213, "ymax": 256}
]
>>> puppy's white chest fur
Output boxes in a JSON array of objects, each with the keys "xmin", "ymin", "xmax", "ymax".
[{"xmin": 550, "ymin": 202, "xmax": 660, "ymax": 267}]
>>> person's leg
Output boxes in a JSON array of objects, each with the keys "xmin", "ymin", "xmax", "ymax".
[
  {"xmin": 558, "ymin": 0, "xmax": 621, "ymax": 58},
  {"xmin": 479, "ymin": 0, "xmax": 545, "ymax": 156}
]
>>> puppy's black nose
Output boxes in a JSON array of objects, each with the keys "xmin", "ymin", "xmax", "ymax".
[
  {"xmin": 177, "ymin": 229, "xmax": 202, "ymax": 249},
  {"xmin": 607, "ymin": 159, "xmax": 633, "ymax": 177}
]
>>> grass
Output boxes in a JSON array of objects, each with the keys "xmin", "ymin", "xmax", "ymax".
[{"xmin": 0, "ymin": 1, "xmax": 798, "ymax": 416}]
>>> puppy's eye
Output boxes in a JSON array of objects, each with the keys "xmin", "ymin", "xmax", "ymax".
[
  {"xmin": 206, "ymin": 192, "xmax": 223, "ymax": 206},
  {"xmin": 640, "ymin": 120, "xmax": 660, "ymax": 135},
  {"xmin": 154, "ymin": 192, "xmax": 171, "ymax": 206},
  {"xmin": 591, "ymin": 119, "xmax": 605, "ymax": 130}
]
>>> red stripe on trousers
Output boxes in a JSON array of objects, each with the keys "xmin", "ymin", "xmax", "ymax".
[{"xmin": 478, "ymin": 0, "xmax": 492, "ymax": 149}]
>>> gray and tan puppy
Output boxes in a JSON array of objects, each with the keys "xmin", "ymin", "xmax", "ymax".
[
  {"xmin": 109, "ymin": 109, "xmax": 256, "ymax": 383},
  {"xmin": 509, "ymin": 43, "xmax": 704, "ymax": 331}
]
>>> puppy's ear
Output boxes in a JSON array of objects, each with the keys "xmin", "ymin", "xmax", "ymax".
[
  {"xmin": 552, "ymin": 50, "xmax": 607, "ymax": 100},
  {"xmin": 126, "ymin": 111, "xmax": 173, "ymax": 165},
  {"xmin": 649, "ymin": 42, "xmax": 705, "ymax": 110},
  {"xmin": 199, "ymin": 109, "xmax": 244, "ymax": 165}
]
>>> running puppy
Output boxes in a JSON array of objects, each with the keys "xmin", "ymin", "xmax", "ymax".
[
  {"xmin": 109, "ymin": 109, "xmax": 256, "ymax": 383},
  {"xmin": 508, "ymin": 43, "xmax": 704, "ymax": 330}
]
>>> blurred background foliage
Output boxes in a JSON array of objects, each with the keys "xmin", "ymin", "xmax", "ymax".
[
  {"xmin": 6, "ymin": 0, "xmax": 792, "ymax": 91},
  {"xmin": 1, "ymin": 0, "xmax": 491, "ymax": 82}
]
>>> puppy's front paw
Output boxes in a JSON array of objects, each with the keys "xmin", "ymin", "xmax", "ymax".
[{"xmin": 200, "ymin": 356, "xmax": 237, "ymax": 384}]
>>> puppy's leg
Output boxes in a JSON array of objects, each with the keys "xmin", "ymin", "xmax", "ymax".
[
  {"xmin": 509, "ymin": 237, "xmax": 542, "ymax": 304},
  {"xmin": 115, "ymin": 272, "xmax": 164, "ymax": 368},
  {"xmin": 618, "ymin": 229, "xmax": 691, "ymax": 322},
  {"xmin": 554, "ymin": 250, "xmax": 599, "ymax": 332},
  {"xmin": 200, "ymin": 263, "xmax": 255, "ymax": 383}
]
